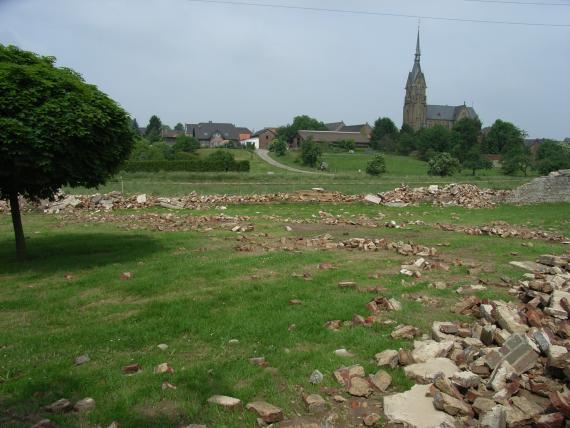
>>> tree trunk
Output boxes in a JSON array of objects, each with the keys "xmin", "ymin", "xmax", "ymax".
[{"xmin": 8, "ymin": 190, "xmax": 27, "ymax": 260}]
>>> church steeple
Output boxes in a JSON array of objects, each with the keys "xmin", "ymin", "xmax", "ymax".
[
  {"xmin": 403, "ymin": 27, "xmax": 427, "ymax": 131},
  {"xmin": 415, "ymin": 28, "xmax": 421, "ymax": 63}
]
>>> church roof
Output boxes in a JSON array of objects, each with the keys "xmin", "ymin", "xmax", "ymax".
[
  {"xmin": 426, "ymin": 105, "xmax": 478, "ymax": 121},
  {"xmin": 406, "ymin": 29, "xmax": 423, "ymax": 86}
]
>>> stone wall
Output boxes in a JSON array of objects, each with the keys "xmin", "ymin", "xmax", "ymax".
[{"xmin": 507, "ymin": 170, "xmax": 570, "ymax": 204}]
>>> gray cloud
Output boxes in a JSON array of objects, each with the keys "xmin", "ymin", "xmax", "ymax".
[{"xmin": 1, "ymin": 0, "xmax": 569, "ymax": 138}]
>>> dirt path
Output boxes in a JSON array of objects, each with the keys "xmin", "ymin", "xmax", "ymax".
[{"xmin": 256, "ymin": 149, "xmax": 332, "ymax": 175}]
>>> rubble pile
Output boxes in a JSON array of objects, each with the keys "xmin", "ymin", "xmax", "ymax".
[
  {"xmin": 0, "ymin": 190, "xmax": 362, "ymax": 214},
  {"xmin": 437, "ymin": 221, "xmax": 568, "ymax": 243},
  {"xmin": 381, "ymin": 252, "xmax": 570, "ymax": 428},
  {"xmin": 60, "ymin": 212, "xmax": 253, "ymax": 233},
  {"xmin": 368, "ymin": 184, "xmax": 511, "ymax": 208},
  {"xmin": 0, "ymin": 184, "xmax": 517, "ymax": 215},
  {"xmin": 236, "ymin": 233, "xmax": 439, "ymax": 259},
  {"xmin": 400, "ymin": 257, "xmax": 433, "ymax": 278}
]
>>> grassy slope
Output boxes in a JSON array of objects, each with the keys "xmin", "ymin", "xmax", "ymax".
[
  {"xmin": 65, "ymin": 149, "xmax": 534, "ymax": 196},
  {"xmin": 1, "ymin": 202, "xmax": 569, "ymax": 427}
]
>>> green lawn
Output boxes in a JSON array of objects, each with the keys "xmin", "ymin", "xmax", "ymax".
[
  {"xmin": 270, "ymin": 150, "xmax": 429, "ymax": 176},
  {"xmin": 1, "ymin": 202, "xmax": 569, "ymax": 427},
  {"xmin": 65, "ymin": 149, "xmax": 534, "ymax": 196}
]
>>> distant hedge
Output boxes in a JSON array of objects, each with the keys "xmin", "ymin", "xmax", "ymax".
[{"xmin": 122, "ymin": 159, "xmax": 250, "ymax": 173}]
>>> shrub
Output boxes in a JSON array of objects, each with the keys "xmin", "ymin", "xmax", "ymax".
[
  {"xmin": 535, "ymin": 140, "xmax": 570, "ymax": 175},
  {"xmin": 236, "ymin": 160, "xmax": 250, "ymax": 172},
  {"xmin": 332, "ymin": 139, "xmax": 355, "ymax": 152},
  {"xmin": 300, "ymin": 137, "xmax": 322, "ymax": 167},
  {"xmin": 206, "ymin": 150, "xmax": 236, "ymax": 171},
  {"xmin": 269, "ymin": 139, "xmax": 288, "ymax": 156},
  {"xmin": 427, "ymin": 152, "xmax": 460, "ymax": 176},
  {"xmin": 173, "ymin": 135, "xmax": 200, "ymax": 153},
  {"xmin": 366, "ymin": 154, "xmax": 387, "ymax": 176}
]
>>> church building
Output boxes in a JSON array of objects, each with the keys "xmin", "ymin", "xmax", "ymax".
[{"xmin": 403, "ymin": 30, "xmax": 479, "ymax": 131}]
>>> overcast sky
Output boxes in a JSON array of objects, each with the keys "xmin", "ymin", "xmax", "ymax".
[{"xmin": 1, "ymin": 0, "xmax": 569, "ymax": 139}]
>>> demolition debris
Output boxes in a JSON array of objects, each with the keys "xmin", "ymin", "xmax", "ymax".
[
  {"xmin": 0, "ymin": 184, "xmax": 513, "ymax": 214},
  {"xmin": 381, "ymin": 252, "xmax": 570, "ymax": 428}
]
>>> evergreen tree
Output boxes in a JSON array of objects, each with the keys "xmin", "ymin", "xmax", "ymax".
[
  {"xmin": 370, "ymin": 117, "xmax": 398, "ymax": 151},
  {"xmin": 145, "ymin": 115, "xmax": 162, "ymax": 142}
]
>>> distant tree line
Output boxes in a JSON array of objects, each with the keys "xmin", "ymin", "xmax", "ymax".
[{"xmin": 370, "ymin": 116, "xmax": 570, "ymax": 177}]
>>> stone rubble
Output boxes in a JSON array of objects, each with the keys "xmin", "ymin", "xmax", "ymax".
[
  {"xmin": 0, "ymin": 184, "xmax": 515, "ymax": 215},
  {"xmin": 370, "ymin": 183, "xmax": 511, "ymax": 208},
  {"xmin": 382, "ymin": 252, "xmax": 570, "ymax": 428},
  {"xmin": 207, "ymin": 395, "xmax": 242, "ymax": 409},
  {"xmin": 437, "ymin": 221, "xmax": 568, "ymax": 243},
  {"xmin": 246, "ymin": 401, "xmax": 284, "ymax": 423}
]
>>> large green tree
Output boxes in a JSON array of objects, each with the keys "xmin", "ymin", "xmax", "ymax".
[
  {"xmin": 462, "ymin": 146, "xmax": 492, "ymax": 176},
  {"xmin": 451, "ymin": 117, "xmax": 482, "ymax": 163},
  {"xmin": 416, "ymin": 125, "xmax": 452, "ymax": 160},
  {"xmin": 482, "ymin": 119, "xmax": 525, "ymax": 154},
  {"xmin": 502, "ymin": 145, "xmax": 533, "ymax": 176},
  {"xmin": 277, "ymin": 115, "xmax": 327, "ymax": 144},
  {"xmin": 370, "ymin": 117, "xmax": 398, "ymax": 151},
  {"xmin": 174, "ymin": 122, "xmax": 184, "ymax": 132},
  {"xmin": 0, "ymin": 45, "xmax": 135, "ymax": 259}
]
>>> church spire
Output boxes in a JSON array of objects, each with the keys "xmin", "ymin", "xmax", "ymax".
[{"xmin": 415, "ymin": 26, "xmax": 421, "ymax": 63}]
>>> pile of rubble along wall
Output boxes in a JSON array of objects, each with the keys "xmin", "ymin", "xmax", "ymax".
[{"xmin": 507, "ymin": 170, "xmax": 570, "ymax": 204}]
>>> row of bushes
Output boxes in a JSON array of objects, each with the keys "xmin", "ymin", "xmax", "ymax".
[{"xmin": 122, "ymin": 159, "xmax": 250, "ymax": 173}]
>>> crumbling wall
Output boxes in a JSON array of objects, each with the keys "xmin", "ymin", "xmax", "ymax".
[{"xmin": 507, "ymin": 169, "xmax": 570, "ymax": 204}]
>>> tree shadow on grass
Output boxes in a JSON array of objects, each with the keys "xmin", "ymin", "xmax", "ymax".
[{"xmin": 0, "ymin": 233, "xmax": 163, "ymax": 275}]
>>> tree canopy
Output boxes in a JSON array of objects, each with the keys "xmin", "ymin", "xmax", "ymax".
[
  {"xmin": 145, "ymin": 115, "xmax": 162, "ymax": 142},
  {"xmin": 371, "ymin": 117, "xmax": 398, "ymax": 151},
  {"xmin": 502, "ymin": 145, "xmax": 533, "ymax": 176},
  {"xmin": 482, "ymin": 119, "xmax": 525, "ymax": 154},
  {"xmin": 462, "ymin": 146, "xmax": 492, "ymax": 176},
  {"xmin": 535, "ymin": 140, "xmax": 570, "ymax": 175},
  {"xmin": 277, "ymin": 115, "xmax": 327, "ymax": 144},
  {"xmin": 451, "ymin": 117, "xmax": 482, "ymax": 163},
  {"xmin": 0, "ymin": 44, "xmax": 135, "ymax": 259}
]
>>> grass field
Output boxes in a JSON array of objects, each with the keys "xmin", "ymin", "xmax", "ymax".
[
  {"xmin": 1, "ymin": 201, "xmax": 569, "ymax": 427},
  {"xmin": 65, "ymin": 149, "xmax": 534, "ymax": 196}
]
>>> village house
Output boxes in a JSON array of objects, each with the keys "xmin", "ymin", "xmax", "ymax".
[
  {"xmin": 248, "ymin": 128, "xmax": 278, "ymax": 150},
  {"xmin": 161, "ymin": 129, "xmax": 183, "ymax": 145},
  {"xmin": 184, "ymin": 121, "xmax": 252, "ymax": 147}
]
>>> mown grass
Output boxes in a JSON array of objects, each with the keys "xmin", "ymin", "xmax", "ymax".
[
  {"xmin": 1, "ymin": 202, "xmax": 568, "ymax": 427},
  {"xmin": 65, "ymin": 149, "xmax": 533, "ymax": 196}
]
